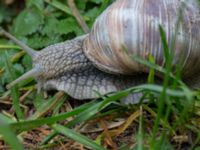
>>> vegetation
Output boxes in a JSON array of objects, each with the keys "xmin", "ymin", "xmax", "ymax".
[{"xmin": 0, "ymin": 0, "xmax": 200, "ymax": 149}]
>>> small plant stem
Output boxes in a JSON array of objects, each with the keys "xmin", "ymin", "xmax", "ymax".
[{"xmin": 67, "ymin": 0, "xmax": 90, "ymax": 33}]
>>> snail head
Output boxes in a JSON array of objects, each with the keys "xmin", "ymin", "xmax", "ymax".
[
  {"xmin": 0, "ymin": 28, "xmax": 87, "ymax": 89},
  {"xmin": 0, "ymin": 29, "xmax": 45, "ymax": 89}
]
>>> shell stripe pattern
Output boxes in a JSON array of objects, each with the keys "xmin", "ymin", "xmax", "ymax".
[{"xmin": 83, "ymin": 0, "xmax": 200, "ymax": 78}]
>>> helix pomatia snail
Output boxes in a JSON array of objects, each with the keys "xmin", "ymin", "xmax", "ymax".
[{"xmin": 1, "ymin": 0, "xmax": 200, "ymax": 104}]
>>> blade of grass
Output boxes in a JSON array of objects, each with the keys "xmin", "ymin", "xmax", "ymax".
[
  {"xmin": 142, "ymin": 104, "xmax": 174, "ymax": 133},
  {"xmin": 52, "ymin": 95, "xmax": 66, "ymax": 115},
  {"xmin": 171, "ymin": 86, "xmax": 194, "ymax": 127},
  {"xmin": 99, "ymin": 83, "xmax": 183, "ymax": 109},
  {"xmin": 44, "ymin": 0, "xmax": 72, "ymax": 15},
  {"xmin": 0, "ymin": 119, "xmax": 24, "ymax": 150},
  {"xmin": 185, "ymin": 124, "xmax": 200, "ymax": 149},
  {"xmin": 131, "ymin": 56, "xmax": 184, "ymax": 85},
  {"xmin": 0, "ymin": 44, "xmax": 21, "ymax": 50},
  {"xmin": 136, "ymin": 106, "xmax": 144, "ymax": 150},
  {"xmin": 122, "ymin": 84, "xmax": 187, "ymax": 97},
  {"xmin": 65, "ymin": 100, "xmax": 103, "ymax": 127},
  {"xmin": 150, "ymin": 25, "xmax": 172, "ymax": 149},
  {"xmin": 4, "ymin": 53, "xmax": 24, "ymax": 120},
  {"xmin": 30, "ymin": 92, "xmax": 66, "ymax": 119},
  {"xmin": 0, "ymin": 113, "xmax": 15, "ymax": 124},
  {"xmin": 11, "ymin": 51, "xmax": 25, "ymax": 63},
  {"xmin": 148, "ymin": 55, "xmax": 155, "ymax": 84},
  {"xmin": 9, "ymin": 100, "xmax": 98, "ymax": 132},
  {"xmin": 68, "ymin": 0, "xmax": 89, "ymax": 33},
  {"xmin": 42, "ymin": 99, "xmax": 109, "ymax": 144},
  {"xmin": 52, "ymin": 124, "xmax": 106, "ymax": 150}
]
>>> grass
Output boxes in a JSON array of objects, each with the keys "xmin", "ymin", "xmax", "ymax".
[{"xmin": 0, "ymin": 0, "xmax": 200, "ymax": 149}]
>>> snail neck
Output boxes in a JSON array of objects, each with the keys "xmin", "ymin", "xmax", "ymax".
[{"xmin": 6, "ymin": 34, "xmax": 92, "ymax": 89}]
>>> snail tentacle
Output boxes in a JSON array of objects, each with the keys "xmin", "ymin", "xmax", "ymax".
[
  {"xmin": 0, "ymin": 28, "xmax": 38, "ymax": 58},
  {"xmin": 6, "ymin": 67, "xmax": 43, "ymax": 89}
]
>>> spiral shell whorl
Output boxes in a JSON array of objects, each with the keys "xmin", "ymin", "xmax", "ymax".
[{"xmin": 83, "ymin": 0, "xmax": 200, "ymax": 78}]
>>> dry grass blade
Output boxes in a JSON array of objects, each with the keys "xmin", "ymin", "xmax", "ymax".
[
  {"xmin": 80, "ymin": 118, "xmax": 125, "ymax": 133},
  {"xmin": 19, "ymin": 89, "xmax": 33, "ymax": 102},
  {"xmin": 30, "ymin": 92, "xmax": 65, "ymax": 119},
  {"xmin": 67, "ymin": 0, "xmax": 90, "ymax": 33},
  {"xmin": 109, "ymin": 110, "xmax": 141, "ymax": 137},
  {"xmin": 142, "ymin": 104, "xmax": 175, "ymax": 135},
  {"xmin": 100, "ymin": 120, "xmax": 118, "ymax": 149}
]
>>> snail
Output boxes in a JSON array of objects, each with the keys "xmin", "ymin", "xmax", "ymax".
[{"xmin": 1, "ymin": 0, "xmax": 200, "ymax": 104}]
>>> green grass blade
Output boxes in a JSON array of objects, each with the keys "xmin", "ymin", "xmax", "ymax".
[
  {"xmin": 0, "ymin": 44, "xmax": 21, "ymax": 50},
  {"xmin": 159, "ymin": 25, "xmax": 172, "ymax": 66},
  {"xmin": 44, "ymin": 0, "xmax": 72, "ymax": 15},
  {"xmin": 52, "ymin": 124, "xmax": 106, "ymax": 150},
  {"xmin": 136, "ymin": 107, "xmax": 144, "ymax": 150},
  {"xmin": 150, "ymin": 25, "xmax": 172, "ymax": 149},
  {"xmin": 42, "ymin": 100, "xmax": 108, "ymax": 144},
  {"xmin": 30, "ymin": 94, "xmax": 67, "ymax": 119},
  {"xmin": 128, "ymin": 84, "xmax": 188, "ymax": 97},
  {"xmin": 66, "ymin": 101, "xmax": 102, "ymax": 127},
  {"xmin": 0, "ymin": 113, "xmax": 15, "ymax": 124},
  {"xmin": 9, "ymin": 100, "xmax": 97, "ymax": 132},
  {"xmin": 0, "ymin": 119, "xmax": 24, "ymax": 150},
  {"xmin": 4, "ymin": 53, "xmax": 24, "ymax": 119},
  {"xmin": 131, "ymin": 55, "xmax": 186, "ymax": 87},
  {"xmin": 147, "ymin": 55, "xmax": 155, "ymax": 84}
]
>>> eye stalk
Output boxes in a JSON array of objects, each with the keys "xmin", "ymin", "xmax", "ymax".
[
  {"xmin": 6, "ymin": 67, "xmax": 43, "ymax": 89},
  {"xmin": 0, "ymin": 28, "xmax": 43, "ymax": 89},
  {"xmin": 0, "ymin": 28, "xmax": 38, "ymax": 58}
]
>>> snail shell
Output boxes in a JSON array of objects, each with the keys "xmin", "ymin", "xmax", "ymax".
[{"xmin": 83, "ymin": 0, "xmax": 200, "ymax": 79}]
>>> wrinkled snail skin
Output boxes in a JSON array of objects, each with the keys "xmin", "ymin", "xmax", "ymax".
[
  {"xmin": 34, "ymin": 36, "xmax": 149, "ymax": 104},
  {"xmin": 2, "ymin": 0, "xmax": 200, "ymax": 104}
]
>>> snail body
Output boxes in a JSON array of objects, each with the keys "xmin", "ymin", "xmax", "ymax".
[{"xmin": 2, "ymin": 0, "xmax": 200, "ymax": 104}]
